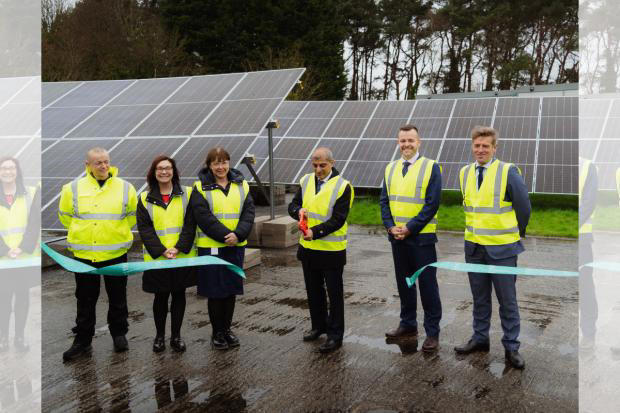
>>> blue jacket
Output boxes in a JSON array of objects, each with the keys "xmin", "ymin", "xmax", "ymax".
[{"xmin": 379, "ymin": 161, "xmax": 442, "ymax": 246}]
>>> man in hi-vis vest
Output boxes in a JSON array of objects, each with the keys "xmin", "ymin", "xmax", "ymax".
[
  {"xmin": 288, "ymin": 147, "xmax": 354, "ymax": 353},
  {"xmin": 454, "ymin": 126, "xmax": 531, "ymax": 369},
  {"xmin": 379, "ymin": 124, "xmax": 442, "ymax": 352},
  {"xmin": 58, "ymin": 147, "xmax": 137, "ymax": 362}
]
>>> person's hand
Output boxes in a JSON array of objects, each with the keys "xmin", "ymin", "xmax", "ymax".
[
  {"xmin": 163, "ymin": 248, "xmax": 178, "ymax": 259},
  {"xmin": 8, "ymin": 248, "xmax": 21, "ymax": 259},
  {"xmin": 298, "ymin": 208, "xmax": 307, "ymax": 221},
  {"xmin": 398, "ymin": 226, "xmax": 411, "ymax": 239},
  {"xmin": 303, "ymin": 228, "xmax": 313, "ymax": 241},
  {"xmin": 224, "ymin": 232, "xmax": 238, "ymax": 246}
]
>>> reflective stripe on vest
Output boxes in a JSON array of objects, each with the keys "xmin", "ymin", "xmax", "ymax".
[
  {"xmin": 385, "ymin": 157, "xmax": 438, "ymax": 233},
  {"xmin": 145, "ymin": 190, "xmax": 189, "ymax": 236},
  {"xmin": 299, "ymin": 174, "xmax": 352, "ymax": 251},
  {"xmin": 460, "ymin": 160, "xmax": 520, "ymax": 245},
  {"xmin": 71, "ymin": 179, "xmax": 132, "ymax": 220},
  {"xmin": 68, "ymin": 241, "xmax": 133, "ymax": 251},
  {"xmin": 195, "ymin": 181, "xmax": 248, "ymax": 246}
]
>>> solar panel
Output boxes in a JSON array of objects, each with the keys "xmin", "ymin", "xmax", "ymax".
[
  {"xmin": 41, "ymin": 68, "xmax": 304, "ymax": 229},
  {"xmin": 257, "ymin": 96, "xmax": 576, "ymax": 193},
  {"xmin": 0, "ymin": 103, "xmax": 39, "ymax": 135},
  {"xmin": 43, "ymin": 107, "xmax": 99, "ymax": 139}
]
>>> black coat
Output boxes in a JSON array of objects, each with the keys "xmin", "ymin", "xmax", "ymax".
[
  {"xmin": 287, "ymin": 167, "xmax": 352, "ymax": 270},
  {"xmin": 186, "ymin": 167, "xmax": 255, "ymax": 298},
  {"xmin": 136, "ymin": 181, "xmax": 197, "ymax": 293},
  {"xmin": 186, "ymin": 167, "xmax": 255, "ymax": 243}
]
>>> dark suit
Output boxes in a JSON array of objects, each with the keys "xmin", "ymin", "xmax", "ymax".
[
  {"xmin": 379, "ymin": 159, "xmax": 442, "ymax": 337},
  {"xmin": 288, "ymin": 168, "xmax": 351, "ymax": 341},
  {"xmin": 465, "ymin": 163, "xmax": 531, "ymax": 351}
]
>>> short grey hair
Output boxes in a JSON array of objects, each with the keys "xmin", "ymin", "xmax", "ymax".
[
  {"xmin": 86, "ymin": 147, "xmax": 109, "ymax": 160},
  {"xmin": 312, "ymin": 147, "xmax": 334, "ymax": 162}
]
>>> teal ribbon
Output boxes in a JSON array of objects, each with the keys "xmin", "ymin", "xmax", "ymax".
[
  {"xmin": 41, "ymin": 243, "xmax": 246, "ymax": 278},
  {"xmin": 0, "ymin": 257, "xmax": 40, "ymax": 269},
  {"xmin": 406, "ymin": 261, "xmax": 578, "ymax": 288},
  {"xmin": 583, "ymin": 261, "xmax": 620, "ymax": 272}
]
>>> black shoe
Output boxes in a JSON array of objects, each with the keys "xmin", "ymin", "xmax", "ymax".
[
  {"xmin": 0, "ymin": 336, "xmax": 8, "ymax": 353},
  {"xmin": 303, "ymin": 329, "xmax": 325, "ymax": 342},
  {"xmin": 505, "ymin": 350, "xmax": 525, "ymax": 369},
  {"xmin": 153, "ymin": 336, "xmax": 165, "ymax": 353},
  {"xmin": 223, "ymin": 330, "xmax": 240, "ymax": 347},
  {"xmin": 211, "ymin": 332, "xmax": 229, "ymax": 350},
  {"xmin": 454, "ymin": 339, "xmax": 490, "ymax": 354},
  {"xmin": 14, "ymin": 336, "xmax": 29, "ymax": 352},
  {"xmin": 319, "ymin": 338, "xmax": 342, "ymax": 353},
  {"xmin": 63, "ymin": 340, "xmax": 92, "ymax": 362},
  {"xmin": 113, "ymin": 335, "xmax": 128, "ymax": 353},
  {"xmin": 170, "ymin": 337, "xmax": 186, "ymax": 353}
]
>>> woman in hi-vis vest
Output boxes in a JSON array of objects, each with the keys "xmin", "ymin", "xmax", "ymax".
[
  {"xmin": 136, "ymin": 155, "xmax": 197, "ymax": 353},
  {"xmin": 187, "ymin": 147, "xmax": 255, "ymax": 350},
  {"xmin": 0, "ymin": 157, "xmax": 40, "ymax": 353}
]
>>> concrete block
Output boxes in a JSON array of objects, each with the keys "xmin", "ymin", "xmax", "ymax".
[
  {"xmin": 247, "ymin": 215, "xmax": 275, "ymax": 247},
  {"xmin": 261, "ymin": 216, "xmax": 300, "ymax": 248},
  {"xmin": 243, "ymin": 248, "xmax": 261, "ymax": 270}
]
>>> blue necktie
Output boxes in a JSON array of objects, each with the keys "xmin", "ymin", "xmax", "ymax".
[
  {"xmin": 402, "ymin": 161, "xmax": 411, "ymax": 177},
  {"xmin": 316, "ymin": 179, "xmax": 324, "ymax": 193},
  {"xmin": 477, "ymin": 166, "xmax": 484, "ymax": 189}
]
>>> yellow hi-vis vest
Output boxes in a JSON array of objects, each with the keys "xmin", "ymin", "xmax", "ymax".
[
  {"xmin": 384, "ymin": 157, "xmax": 438, "ymax": 233},
  {"xmin": 194, "ymin": 180, "xmax": 249, "ymax": 248},
  {"xmin": 299, "ymin": 173, "xmax": 354, "ymax": 252},
  {"xmin": 459, "ymin": 159, "xmax": 520, "ymax": 245},
  {"xmin": 579, "ymin": 158, "xmax": 594, "ymax": 234},
  {"xmin": 140, "ymin": 187, "xmax": 197, "ymax": 261},
  {"xmin": 0, "ymin": 186, "xmax": 38, "ymax": 259},
  {"xmin": 59, "ymin": 167, "xmax": 137, "ymax": 262}
]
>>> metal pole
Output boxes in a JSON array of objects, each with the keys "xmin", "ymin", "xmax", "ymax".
[{"xmin": 267, "ymin": 125, "xmax": 275, "ymax": 220}]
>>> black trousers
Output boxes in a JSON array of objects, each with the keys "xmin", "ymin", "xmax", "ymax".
[
  {"xmin": 580, "ymin": 241, "xmax": 597, "ymax": 338},
  {"xmin": 207, "ymin": 295, "xmax": 236, "ymax": 335},
  {"xmin": 74, "ymin": 254, "xmax": 129, "ymax": 344},
  {"xmin": 301, "ymin": 261, "xmax": 344, "ymax": 341},
  {"xmin": 0, "ymin": 282, "xmax": 29, "ymax": 338}
]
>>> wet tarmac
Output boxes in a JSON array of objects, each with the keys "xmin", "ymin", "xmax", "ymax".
[
  {"xmin": 41, "ymin": 225, "xmax": 578, "ymax": 412},
  {"xmin": 579, "ymin": 232, "xmax": 620, "ymax": 412}
]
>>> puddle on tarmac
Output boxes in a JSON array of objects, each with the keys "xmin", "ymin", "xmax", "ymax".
[
  {"xmin": 344, "ymin": 334, "xmax": 418, "ymax": 354},
  {"xmin": 487, "ymin": 361, "xmax": 510, "ymax": 379}
]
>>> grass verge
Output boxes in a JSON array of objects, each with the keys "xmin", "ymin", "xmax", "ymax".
[{"xmin": 348, "ymin": 196, "xmax": 578, "ymax": 238}]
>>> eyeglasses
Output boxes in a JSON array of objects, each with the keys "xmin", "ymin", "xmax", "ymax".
[
  {"xmin": 0, "ymin": 167, "xmax": 16, "ymax": 171},
  {"xmin": 156, "ymin": 166, "xmax": 173, "ymax": 172}
]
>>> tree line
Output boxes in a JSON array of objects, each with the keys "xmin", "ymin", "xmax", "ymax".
[{"xmin": 42, "ymin": 0, "xmax": 577, "ymax": 100}]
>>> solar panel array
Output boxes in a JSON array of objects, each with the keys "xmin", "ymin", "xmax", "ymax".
[
  {"xmin": 247, "ymin": 97, "xmax": 577, "ymax": 193},
  {"xmin": 41, "ymin": 68, "xmax": 305, "ymax": 229},
  {"xmin": 0, "ymin": 76, "xmax": 40, "ymax": 180},
  {"xmin": 580, "ymin": 96, "xmax": 620, "ymax": 190}
]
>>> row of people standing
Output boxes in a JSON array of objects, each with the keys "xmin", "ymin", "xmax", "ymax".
[
  {"xmin": 288, "ymin": 125, "xmax": 530, "ymax": 369},
  {"xmin": 60, "ymin": 147, "xmax": 254, "ymax": 362}
]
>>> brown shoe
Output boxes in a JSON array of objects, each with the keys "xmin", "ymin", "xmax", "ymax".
[
  {"xmin": 422, "ymin": 336, "xmax": 439, "ymax": 352},
  {"xmin": 385, "ymin": 326, "xmax": 418, "ymax": 338}
]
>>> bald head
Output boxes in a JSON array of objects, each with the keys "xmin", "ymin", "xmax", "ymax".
[
  {"xmin": 312, "ymin": 147, "xmax": 334, "ymax": 162},
  {"xmin": 311, "ymin": 147, "xmax": 334, "ymax": 180},
  {"xmin": 86, "ymin": 147, "xmax": 109, "ymax": 162}
]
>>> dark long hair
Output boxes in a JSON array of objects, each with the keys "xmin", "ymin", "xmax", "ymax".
[
  {"xmin": 0, "ymin": 156, "xmax": 25, "ymax": 189},
  {"xmin": 146, "ymin": 155, "xmax": 180, "ymax": 191}
]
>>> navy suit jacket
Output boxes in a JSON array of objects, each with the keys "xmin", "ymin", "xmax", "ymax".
[
  {"xmin": 379, "ymin": 160, "xmax": 442, "ymax": 247},
  {"xmin": 465, "ymin": 164, "xmax": 531, "ymax": 259}
]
